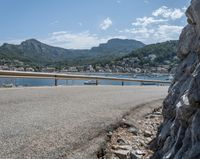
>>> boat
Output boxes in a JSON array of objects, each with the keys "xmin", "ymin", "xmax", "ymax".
[
  {"xmin": 2, "ymin": 83, "xmax": 14, "ymax": 88},
  {"xmin": 165, "ymin": 74, "xmax": 174, "ymax": 81},
  {"xmin": 132, "ymin": 74, "xmax": 137, "ymax": 78},
  {"xmin": 84, "ymin": 80, "xmax": 98, "ymax": 85},
  {"xmin": 141, "ymin": 82, "xmax": 157, "ymax": 86}
]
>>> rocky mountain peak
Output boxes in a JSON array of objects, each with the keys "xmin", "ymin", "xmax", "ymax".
[{"xmin": 21, "ymin": 39, "xmax": 45, "ymax": 47}]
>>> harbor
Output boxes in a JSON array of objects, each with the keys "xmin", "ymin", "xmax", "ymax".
[{"xmin": 0, "ymin": 71, "xmax": 172, "ymax": 87}]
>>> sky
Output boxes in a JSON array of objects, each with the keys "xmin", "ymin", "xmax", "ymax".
[{"xmin": 0, "ymin": 0, "xmax": 190, "ymax": 49}]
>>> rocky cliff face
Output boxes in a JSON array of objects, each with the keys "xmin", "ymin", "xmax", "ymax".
[{"xmin": 152, "ymin": 0, "xmax": 200, "ymax": 158}]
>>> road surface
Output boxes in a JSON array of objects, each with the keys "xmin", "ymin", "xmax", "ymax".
[{"xmin": 0, "ymin": 86, "xmax": 168, "ymax": 159}]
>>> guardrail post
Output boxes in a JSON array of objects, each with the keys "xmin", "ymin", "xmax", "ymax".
[
  {"xmin": 96, "ymin": 80, "xmax": 98, "ymax": 85},
  {"xmin": 54, "ymin": 76, "xmax": 58, "ymax": 86}
]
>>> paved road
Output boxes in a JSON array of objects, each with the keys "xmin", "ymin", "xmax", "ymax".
[{"xmin": 0, "ymin": 86, "xmax": 168, "ymax": 159}]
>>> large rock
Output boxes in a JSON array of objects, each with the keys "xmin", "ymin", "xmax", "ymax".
[{"xmin": 151, "ymin": 0, "xmax": 200, "ymax": 158}]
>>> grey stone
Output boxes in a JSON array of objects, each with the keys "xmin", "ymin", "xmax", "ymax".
[
  {"xmin": 130, "ymin": 152, "xmax": 138, "ymax": 159},
  {"xmin": 144, "ymin": 130, "xmax": 152, "ymax": 137},
  {"xmin": 117, "ymin": 138, "xmax": 127, "ymax": 145},
  {"xmin": 152, "ymin": 0, "xmax": 200, "ymax": 158},
  {"xmin": 128, "ymin": 127, "xmax": 138, "ymax": 135},
  {"xmin": 111, "ymin": 145, "xmax": 133, "ymax": 159},
  {"xmin": 112, "ymin": 149, "xmax": 129, "ymax": 159},
  {"xmin": 107, "ymin": 131, "xmax": 113, "ymax": 138},
  {"xmin": 111, "ymin": 145, "xmax": 132, "ymax": 151},
  {"xmin": 135, "ymin": 150, "xmax": 146, "ymax": 156}
]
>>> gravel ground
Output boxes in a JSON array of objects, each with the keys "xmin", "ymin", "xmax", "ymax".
[
  {"xmin": 0, "ymin": 86, "xmax": 168, "ymax": 159},
  {"xmin": 100, "ymin": 103, "xmax": 163, "ymax": 159}
]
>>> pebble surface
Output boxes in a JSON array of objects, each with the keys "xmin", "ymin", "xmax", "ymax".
[{"xmin": 101, "ymin": 107, "xmax": 163, "ymax": 159}]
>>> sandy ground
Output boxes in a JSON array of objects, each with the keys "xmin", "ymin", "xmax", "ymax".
[{"xmin": 0, "ymin": 86, "xmax": 168, "ymax": 159}]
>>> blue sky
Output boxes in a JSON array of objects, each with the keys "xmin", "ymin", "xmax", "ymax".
[{"xmin": 0, "ymin": 0, "xmax": 190, "ymax": 49}]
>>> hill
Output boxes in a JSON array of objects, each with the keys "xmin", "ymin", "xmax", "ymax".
[
  {"xmin": 97, "ymin": 40, "xmax": 179, "ymax": 73},
  {"xmin": 121, "ymin": 40, "xmax": 178, "ymax": 67}
]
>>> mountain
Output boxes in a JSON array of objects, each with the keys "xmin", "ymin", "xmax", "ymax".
[
  {"xmin": 91, "ymin": 38, "xmax": 145, "ymax": 56},
  {"xmin": 0, "ymin": 39, "xmax": 85, "ymax": 65},
  {"xmin": 0, "ymin": 38, "xmax": 145, "ymax": 67}
]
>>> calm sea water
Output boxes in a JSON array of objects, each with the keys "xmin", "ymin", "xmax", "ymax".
[{"xmin": 0, "ymin": 73, "xmax": 171, "ymax": 87}]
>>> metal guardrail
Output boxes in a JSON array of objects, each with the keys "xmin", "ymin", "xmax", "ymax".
[{"xmin": 0, "ymin": 70, "xmax": 171, "ymax": 86}]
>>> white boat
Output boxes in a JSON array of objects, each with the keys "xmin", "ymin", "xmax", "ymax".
[
  {"xmin": 2, "ymin": 83, "xmax": 14, "ymax": 88},
  {"xmin": 84, "ymin": 80, "xmax": 98, "ymax": 85},
  {"xmin": 132, "ymin": 74, "xmax": 137, "ymax": 78},
  {"xmin": 166, "ymin": 74, "xmax": 174, "ymax": 81},
  {"xmin": 141, "ymin": 82, "xmax": 157, "ymax": 86}
]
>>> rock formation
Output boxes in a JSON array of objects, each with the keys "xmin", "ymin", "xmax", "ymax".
[{"xmin": 152, "ymin": 0, "xmax": 200, "ymax": 158}]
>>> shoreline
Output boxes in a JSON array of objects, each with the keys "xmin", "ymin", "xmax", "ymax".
[{"xmin": 0, "ymin": 84, "xmax": 168, "ymax": 90}]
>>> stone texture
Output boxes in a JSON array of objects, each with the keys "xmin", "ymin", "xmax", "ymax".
[
  {"xmin": 101, "ymin": 107, "xmax": 163, "ymax": 159},
  {"xmin": 151, "ymin": 0, "xmax": 200, "ymax": 158},
  {"xmin": 144, "ymin": 130, "xmax": 152, "ymax": 138}
]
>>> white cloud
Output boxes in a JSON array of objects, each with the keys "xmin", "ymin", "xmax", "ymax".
[
  {"xmin": 0, "ymin": 38, "xmax": 26, "ymax": 45},
  {"xmin": 120, "ymin": 24, "xmax": 183, "ymax": 44},
  {"xmin": 153, "ymin": 25, "xmax": 183, "ymax": 42},
  {"xmin": 152, "ymin": 6, "xmax": 185, "ymax": 20},
  {"xmin": 132, "ymin": 17, "xmax": 168, "ymax": 27},
  {"xmin": 100, "ymin": 17, "xmax": 113, "ymax": 30},
  {"xmin": 0, "ymin": 31, "xmax": 126, "ymax": 49},
  {"xmin": 43, "ymin": 31, "xmax": 125, "ymax": 49},
  {"xmin": 1, "ymin": 6, "xmax": 186, "ymax": 49},
  {"xmin": 119, "ymin": 5, "xmax": 185, "ymax": 44},
  {"xmin": 182, "ymin": 6, "xmax": 187, "ymax": 12}
]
